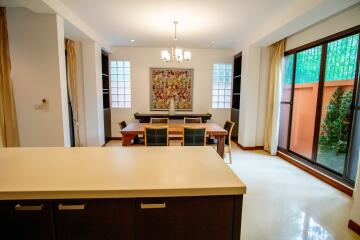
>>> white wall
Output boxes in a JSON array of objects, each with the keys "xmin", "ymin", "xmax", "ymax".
[
  {"xmin": 256, "ymin": 47, "xmax": 270, "ymax": 146},
  {"xmin": 109, "ymin": 47, "xmax": 233, "ymax": 137},
  {"xmin": 7, "ymin": 8, "xmax": 70, "ymax": 147},
  {"xmin": 286, "ymin": 4, "xmax": 360, "ymax": 51},
  {"xmin": 82, "ymin": 41, "xmax": 105, "ymax": 146}
]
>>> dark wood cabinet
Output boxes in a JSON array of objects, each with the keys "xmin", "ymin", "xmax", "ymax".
[
  {"xmin": 0, "ymin": 200, "xmax": 55, "ymax": 240},
  {"xmin": 53, "ymin": 199, "xmax": 133, "ymax": 240},
  {"xmin": 231, "ymin": 52, "xmax": 242, "ymax": 141},
  {"xmin": 134, "ymin": 196, "xmax": 240, "ymax": 240},
  {"xmin": 0, "ymin": 196, "xmax": 242, "ymax": 240},
  {"xmin": 102, "ymin": 50, "xmax": 111, "ymax": 144}
]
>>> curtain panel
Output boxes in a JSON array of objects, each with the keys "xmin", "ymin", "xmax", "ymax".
[
  {"xmin": 264, "ymin": 39, "xmax": 286, "ymax": 155},
  {"xmin": 0, "ymin": 8, "xmax": 19, "ymax": 147},
  {"xmin": 65, "ymin": 39, "xmax": 80, "ymax": 146}
]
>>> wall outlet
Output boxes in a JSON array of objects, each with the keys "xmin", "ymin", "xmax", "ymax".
[{"xmin": 34, "ymin": 99, "xmax": 49, "ymax": 111}]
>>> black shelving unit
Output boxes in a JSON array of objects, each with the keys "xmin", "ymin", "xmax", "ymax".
[
  {"xmin": 102, "ymin": 50, "xmax": 111, "ymax": 144},
  {"xmin": 231, "ymin": 52, "xmax": 242, "ymax": 141}
]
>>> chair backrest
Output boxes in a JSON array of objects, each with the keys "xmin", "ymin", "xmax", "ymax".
[
  {"xmin": 183, "ymin": 127, "xmax": 206, "ymax": 146},
  {"xmin": 223, "ymin": 121, "xmax": 235, "ymax": 145},
  {"xmin": 118, "ymin": 121, "xmax": 127, "ymax": 130},
  {"xmin": 184, "ymin": 117, "xmax": 202, "ymax": 124},
  {"xmin": 150, "ymin": 117, "xmax": 169, "ymax": 124},
  {"xmin": 144, "ymin": 127, "xmax": 168, "ymax": 146}
]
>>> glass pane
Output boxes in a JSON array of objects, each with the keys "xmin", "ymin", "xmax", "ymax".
[
  {"xmin": 278, "ymin": 104, "xmax": 291, "ymax": 149},
  {"xmin": 282, "ymin": 54, "xmax": 294, "ymax": 102},
  {"xmin": 290, "ymin": 46, "xmax": 322, "ymax": 159},
  {"xmin": 124, "ymin": 61, "xmax": 130, "ymax": 67},
  {"xmin": 125, "ymin": 102, "xmax": 131, "ymax": 108},
  {"xmin": 348, "ymin": 102, "xmax": 360, "ymax": 181},
  {"xmin": 316, "ymin": 34, "xmax": 359, "ymax": 173},
  {"xmin": 110, "ymin": 61, "xmax": 117, "ymax": 68}
]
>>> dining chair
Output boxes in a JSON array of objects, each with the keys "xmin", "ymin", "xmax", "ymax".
[
  {"xmin": 182, "ymin": 127, "xmax": 206, "ymax": 146},
  {"xmin": 118, "ymin": 121, "xmax": 142, "ymax": 144},
  {"xmin": 223, "ymin": 121, "xmax": 235, "ymax": 164},
  {"xmin": 184, "ymin": 117, "xmax": 202, "ymax": 124},
  {"xmin": 144, "ymin": 127, "xmax": 169, "ymax": 146},
  {"xmin": 150, "ymin": 117, "xmax": 169, "ymax": 124}
]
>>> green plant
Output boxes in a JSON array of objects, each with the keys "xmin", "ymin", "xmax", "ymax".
[{"xmin": 319, "ymin": 87, "xmax": 352, "ymax": 153}]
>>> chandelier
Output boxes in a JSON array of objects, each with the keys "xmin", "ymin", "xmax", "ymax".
[{"xmin": 161, "ymin": 21, "xmax": 191, "ymax": 62}]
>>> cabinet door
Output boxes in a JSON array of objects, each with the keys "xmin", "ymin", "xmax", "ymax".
[
  {"xmin": 134, "ymin": 196, "xmax": 235, "ymax": 240},
  {"xmin": 54, "ymin": 199, "xmax": 133, "ymax": 240},
  {"xmin": 0, "ymin": 200, "xmax": 55, "ymax": 240}
]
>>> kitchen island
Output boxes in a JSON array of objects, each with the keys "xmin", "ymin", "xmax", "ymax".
[{"xmin": 0, "ymin": 146, "xmax": 246, "ymax": 240}]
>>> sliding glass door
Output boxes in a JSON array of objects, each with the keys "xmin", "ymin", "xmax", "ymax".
[
  {"xmin": 316, "ymin": 34, "xmax": 359, "ymax": 174},
  {"xmin": 290, "ymin": 46, "xmax": 322, "ymax": 159},
  {"xmin": 278, "ymin": 27, "xmax": 360, "ymax": 185}
]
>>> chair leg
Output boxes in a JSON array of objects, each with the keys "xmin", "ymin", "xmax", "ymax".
[{"xmin": 229, "ymin": 150, "xmax": 232, "ymax": 164}]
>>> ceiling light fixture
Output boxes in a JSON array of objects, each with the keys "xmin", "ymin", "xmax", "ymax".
[
  {"xmin": 130, "ymin": 39, "xmax": 135, "ymax": 42},
  {"xmin": 161, "ymin": 21, "xmax": 191, "ymax": 62}
]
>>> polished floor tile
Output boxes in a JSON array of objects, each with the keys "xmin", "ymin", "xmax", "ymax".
[{"xmin": 105, "ymin": 140, "xmax": 360, "ymax": 240}]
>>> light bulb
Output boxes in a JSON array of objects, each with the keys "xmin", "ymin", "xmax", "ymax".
[
  {"xmin": 175, "ymin": 48, "xmax": 183, "ymax": 61},
  {"xmin": 184, "ymin": 51, "xmax": 191, "ymax": 61}
]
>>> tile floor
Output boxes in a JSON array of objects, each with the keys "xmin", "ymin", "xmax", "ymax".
[{"xmin": 105, "ymin": 140, "xmax": 360, "ymax": 240}]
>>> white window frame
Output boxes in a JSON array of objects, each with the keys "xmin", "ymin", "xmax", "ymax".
[
  {"xmin": 212, "ymin": 63, "xmax": 232, "ymax": 109},
  {"xmin": 110, "ymin": 61, "xmax": 131, "ymax": 108}
]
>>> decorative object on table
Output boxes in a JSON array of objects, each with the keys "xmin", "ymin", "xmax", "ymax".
[
  {"xmin": 169, "ymin": 96, "xmax": 175, "ymax": 115},
  {"xmin": 161, "ymin": 21, "xmax": 191, "ymax": 62},
  {"xmin": 150, "ymin": 68, "xmax": 193, "ymax": 111}
]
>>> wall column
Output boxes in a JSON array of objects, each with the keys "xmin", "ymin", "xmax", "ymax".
[{"xmin": 82, "ymin": 41, "xmax": 104, "ymax": 146}]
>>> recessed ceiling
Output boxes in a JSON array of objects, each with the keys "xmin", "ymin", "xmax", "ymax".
[{"xmin": 58, "ymin": 0, "xmax": 299, "ymax": 48}]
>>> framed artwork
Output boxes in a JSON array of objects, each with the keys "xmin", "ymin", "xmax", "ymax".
[{"xmin": 150, "ymin": 68, "xmax": 193, "ymax": 111}]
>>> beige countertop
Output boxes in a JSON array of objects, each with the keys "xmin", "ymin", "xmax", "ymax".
[{"xmin": 0, "ymin": 146, "xmax": 246, "ymax": 200}]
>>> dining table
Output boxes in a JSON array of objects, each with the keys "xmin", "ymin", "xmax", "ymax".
[{"xmin": 121, "ymin": 122, "xmax": 228, "ymax": 158}]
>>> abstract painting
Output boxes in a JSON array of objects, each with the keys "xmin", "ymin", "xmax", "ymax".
[{"xmin": 150, "ymin": 68, "xmax": 193, "ymax": 111}]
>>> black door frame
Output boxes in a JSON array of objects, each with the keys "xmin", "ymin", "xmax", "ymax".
[{"xmin": 280, "ymin": 25, "xmax": 360, "ymax": 186}]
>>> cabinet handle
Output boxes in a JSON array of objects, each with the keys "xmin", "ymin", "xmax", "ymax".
[
  {"xmin": 58, "ymin": 203, "xmax": 85, "ymax": 210},
  {"xmin": 15, "ymin": 204, "xmax": 44, "ymax": 211},
  {"xmin": 140, "ymin": 202, "xmax": 166, "ymax": 209}
]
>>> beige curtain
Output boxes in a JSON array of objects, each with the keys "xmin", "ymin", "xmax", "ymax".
[
  {"xmin": 264, "ymin": 39, "xmax": 285, "ymax": 155},
  {"xmin": 65, "ymin": 39, "xmax": 80, "ymax": 146},
  {"xmin": 0, "ymin": 8, "xmax": 19, "ymax": 147}
]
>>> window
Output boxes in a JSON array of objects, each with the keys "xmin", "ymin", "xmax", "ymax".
[
  {"xmin": 278, "ymin": 28, "xmax": 360, "ymax": 186},
  {"xmin": 110, "ymin": 61, "xmax": 131, "ymax": 108},
  {"xmin": 212, "ymin": 63, "xmax": 232, "ymax": 108}
]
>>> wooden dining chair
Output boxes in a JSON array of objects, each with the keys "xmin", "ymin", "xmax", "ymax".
[
  {"xmin": 182, "ymin": 127, "xmax": 206, "ymax": 146},
  {"xmin": 223, "ymin": 121, "xmax": 235, "ymax": 164},
  {"xmin": 184, "ymin": 117, "xmax": 202, "ymax": 124},
  {"xmin": 144, "ymin": 127, "xmax": 169, "ymax": 146},
  {"xmin": 150, "ymin": 117, "xmax": 169, "ymax": 124}
]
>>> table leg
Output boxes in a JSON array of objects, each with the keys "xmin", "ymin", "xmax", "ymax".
[
  {"xmin": 215, "ymin": 135, "xmax": 225, "ymax": 158},
  {"xmin": 122, "ymin": 134, "xmax": 136, "ymax": 146}
]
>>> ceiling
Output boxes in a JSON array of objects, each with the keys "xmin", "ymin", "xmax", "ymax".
[{"xmin": 58, "ymin": 0, "xmax": 299, "ymax": 49}]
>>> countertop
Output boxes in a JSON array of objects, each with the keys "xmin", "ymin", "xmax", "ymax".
[{"xmin": 0, "ymin": 146, "xmax": 246, "ymax": 200}]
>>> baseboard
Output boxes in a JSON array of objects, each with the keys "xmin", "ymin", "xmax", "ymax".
[
  {"xmin": 348, "ymin": 220, "xmax": 360, "ymax": 235},
  {"xmin": 233, "ymin": 141, "xmax": 264, "ymax": 151},
  {"xmin": 111, "ymin": 137, "xmax": 122, "ymax": 140},
  {"xmin": 277, "ymin": 151, "xmax": 353, "ymax": 196}
]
